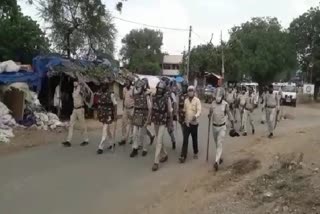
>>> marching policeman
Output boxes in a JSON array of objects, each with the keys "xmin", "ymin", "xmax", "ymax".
[
  {"xmin": 265, "ymin": 84, "xmax": 280, "ymax": 138},
  {"xmin": 130, "ymin": 79, "xmax": 152, "ymax": 157},
  {"xmin": 241, "ymin": 87, "xmax": 257, "ymax": 136},
  {"xmin": 62, "ymin": 79, "xmax": 89, "ymax": 147},
  {"xmin": 238, "ymin": 87, "xmax": 247, "ymax": 131},
  {"xmin": 225, "ymin": 87, "xmax": 236, "ymax": 123},
  {"xmin": 150, "ymin": 81, "xmax": 172, "ymax": 171},
  {"xmin": 208, "ymin": 87, "xmax": 234, "ymax": 171},
  {"xmin": 177, "ymin": 80, "xmax": 188, "ymax": 144}
]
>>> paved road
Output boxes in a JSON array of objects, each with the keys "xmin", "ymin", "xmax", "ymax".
[{"xmin": 0, "ymin": 104, "xmax": 319, "ymax": 214}]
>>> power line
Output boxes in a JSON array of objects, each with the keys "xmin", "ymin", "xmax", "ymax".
[
  {"xmin": 192, "ymin": 31, "xmax": 208, "ymax": 44},
  {"xmin": 113, "ymin": 16, "xmax": 189, "ymax": 32}
]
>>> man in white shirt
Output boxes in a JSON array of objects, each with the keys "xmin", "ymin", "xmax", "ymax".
[
  {"xmin": 62, "ymin": 80, "xmax": 89, "ymax": 147},
  {"xmin": 265, "ymin": 84, "xmax": 280, "ymax": 138},
  {"xmin": 179, "ymin": 85, "xmax": 201, "ymax": 163},
  {"xmin": 241, "ymin": 87, "xmax": 257, "ymax": 136}
]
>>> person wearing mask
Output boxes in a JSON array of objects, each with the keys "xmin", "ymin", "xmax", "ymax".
[
  {"xmin": 179, "ymin": 85, "xmax": 201, "ymax": 163},
  {"xmin": 225, "ymin": 87, "xmax": 236, "ymax": 122},
  {"xmin": 150, "ymin": 81, "xmax": 172, "ymax": 171},
  {"xmin": 96, "ymin": 81, "xmax": 117, "ymax": 154},
  {"xmin": 119, "ymin": 79, "xmax": 134, "ymax": 146},
  {"xmin": 242, "ymin": 87, "xmax": 257, "ymax": 136},
  {"xmin": 62, "ymin": 79, "xmax": 89, "ymax": 147},
  {"xmin": 265, "ymin": 84, "xmax": 280, "ymax": 138},
  {"xmin": 130, "ymin": 79, "xmax": 152, "ymax": 158},
  {"xmin": 208, "ymin": 87, "xmax": 234, "ymax": 171},
  {"xmin": 260, "ymin": 86, "xmax": 267, "ymax": 124},
  {"xmin": 178, "ymin": 80, "xmax": 188, "ymax": 144}
]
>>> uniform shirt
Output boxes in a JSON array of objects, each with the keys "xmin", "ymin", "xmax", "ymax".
[
  {"xmin": 238, "ymin": 93, "xmax": 247, "ymax": 107},
  {"xmin": 184, "ymin": 96, "xmax": 201, "ymax": 125},
  {"xmin": 225, "ymin": 91, "xmax": 235, "ymax": 104},
  {"xmin": 123, "ymin": 86, "xmax": 134, "ymax": 108},
  {"xmin": 244, "ymin": 94, "xmax": 256, "ymax": 110},
  {"xmin": 73, "ymin": 86, "xmax": 84, "ymax": 108},
  {"xmin": 210, "ymin": 100, "xmax": 234, "ymax": 125},
  {"xmin": 265, "ymin": 92, "xmax": 279, "ymax": 108}
]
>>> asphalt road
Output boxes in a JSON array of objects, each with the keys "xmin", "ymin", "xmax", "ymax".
[{"xmin": 1, "ymin": 104, "xmax": 319, "ymax": 214}]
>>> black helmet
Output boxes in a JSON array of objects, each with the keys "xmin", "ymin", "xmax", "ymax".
[
  {"xmin": 160, "ymin": 77, "xmax": 170, "ymax": 86},
  {"xmin": 156, "ymin": 80, "xmax": 166, "ymax": 95}
]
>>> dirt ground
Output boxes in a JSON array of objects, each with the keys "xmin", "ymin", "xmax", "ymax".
[{"xmin": 134, "ymin": 108, "xmax": 320, "ymax": 214}]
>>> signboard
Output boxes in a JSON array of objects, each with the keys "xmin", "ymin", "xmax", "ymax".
[{"xmin": 303, "ymin": 84, "xmax": 315, "ymax": 95}]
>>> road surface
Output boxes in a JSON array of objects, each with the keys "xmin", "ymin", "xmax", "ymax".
[{"xmin": 0, "ymin": 104, "xmax": 319, "ymax": 214}]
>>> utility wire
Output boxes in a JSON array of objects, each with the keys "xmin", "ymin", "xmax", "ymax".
[
  {"xmin": 192, "ymin": 31, "xmax": 208, "ymax": 44},
  {"xmin": 113, "ymin": 16, "xmax": 189, "ymax": 32}
]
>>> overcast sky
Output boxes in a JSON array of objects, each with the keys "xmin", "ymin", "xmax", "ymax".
[{"xmin": 19, "ymin": 0, "xmax": 319, "ymax": 59}]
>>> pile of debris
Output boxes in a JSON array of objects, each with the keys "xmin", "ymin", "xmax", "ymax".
[{"xmin": 0, "ymin": 102, "xmax": 17, "ymax": 143}]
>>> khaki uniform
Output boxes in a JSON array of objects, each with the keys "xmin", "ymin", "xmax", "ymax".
[
  {"xmin": 121, "ymin": 87, "xmax": 134, "ymax": 143},
  {"xmin": 265, "ymin": 92, "xmax": 279, "ymax": 134},
  {"xmin": 225, "ymin": 91, "xmax": 236, "ymax": 123},
  {"xmin": 238, "ymin": 93, "xmax": 247, "ymax": 129},
  {"xmin": 261, "ymin": 92, "xmax": 266, "ymax": 123},
  {"xmin": 210, "ymin": 100, "xmax": 233, "ymax": 163},
  {"xmin": 242, "ymin": 94, "xmax": 256, "ymax": 133},
  {"xmin": 67, "ymin": 86, "xmax": 89, "ymax": 143}
]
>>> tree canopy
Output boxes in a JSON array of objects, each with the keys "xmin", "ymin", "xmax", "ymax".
[
  {"xmin": 0, "ymin": 0, "xmax": 49, "ymax": 63},
  {"xmin": 36, "ymin": 0, "xmax": 116, "ymax": 59},
  {"xmin": 120, "ymin": 28, "xmax": 163, "ymax": 75}
]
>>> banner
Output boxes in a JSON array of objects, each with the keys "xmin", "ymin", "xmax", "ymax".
[{"xmin": 303, "ymin": 84, "xmax": 314, "ymax": 95}]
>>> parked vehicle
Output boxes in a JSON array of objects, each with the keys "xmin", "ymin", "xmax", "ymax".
[
  {"xmin": 204, "ymin": 84, "xmax": 215, "ymax": 103},
  {"xmin": 282, "ymin": 83, "xmax": 297, "ymax": 107}
]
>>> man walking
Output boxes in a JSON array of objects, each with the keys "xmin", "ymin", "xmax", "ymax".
[
  {"xmin": 150, "ymin": 81, "xmax": 172, "ymax": 171},
  {"xmin": 119, "ymin": 79, "xmax": 134, "ymax": 146},
  {"xmin": 130, "ymin": 79, "xmax": 152, "ymax": 157},
  {"xmin": 62, "ymin": 79, "xmax": 89, "ymax": 147},
  {"xmin": 265, "ymin": 84, "xmax": 280, "ymax": 138},
  {"xmin": 260, "ymin": 86, "xmax": 267, "ymax": 124},
  {"xmin": 178, "ymin": 80, "xmax": 188, "ymax": 144},
  {"xmin": 208, "ymin": 87, "xmax": 234, "ymax": 171},
  {"xmin": 241, "ymin": 87, "xmax": 257, "ymax": 136},
  {"xmin": 225, "ymin": 87, "xmax": 236, "ymax": 123},
  {"xmin": 179, "ymin": 85, "xmax": 201, "ymax": 163},
  {"xmin": 142, "ymin": 78, "xmax": 156, "ymax": 145},
  {"xmin": 238, "ymin": 87, "xmax": 247, "ymax": 131},
  {"xmin": 96, "ymin": 82, "xmax": 117, "ymax": 154}
]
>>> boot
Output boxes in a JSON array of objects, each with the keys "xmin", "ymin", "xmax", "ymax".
[
  {"xmin": 160, "ymin": 155, "xmax": 168, "ymax": 163},
  {"xmin": 62, "ymin": 141, "xmax": 71, "ymax": 147},
  {"xmin": 118, "ymin": 140, "xmax": 126, "ymax": 146},
  {"xmin": 242, "ymin": 132, "xmax": 247, "ymax": 136},
  {"xmin": 96, "ymin": 149, "xmax": 103, "ymax": 155},
  {"xmin": 152, "ymin": 163, "xmax": 159, "ymax": 171},
  {"xmin": 268, "ymin": 133, "xmax": 273, "ymax": 138},
  {"xmin": 130, "ymin": 148, "xmax": 138, "ymax": 158},
  {"xmin": 142, "ymin": 150, "xmax": 148, "ymax": 157},
  {"xmin": 80, "ymin": 141, "xmax": 89, "ymax": 146}
]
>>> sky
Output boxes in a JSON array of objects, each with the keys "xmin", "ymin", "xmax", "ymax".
[{"xmin": 19, "ymin": 0, "xmax": 320, "ymax": 59}]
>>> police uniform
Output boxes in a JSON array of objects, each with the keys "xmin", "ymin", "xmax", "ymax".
[
  {"xmin": 178, "ymin": 92, "xmax": 188, "ymax": 138},
  {"xmin": 225, "ymin": 90, "xmax": 236, "ymax": 122},
  {"xmin": 97, "ymin": 91, "xmax": 117, "ymax": 152},
  {"xmin": 242, "ymin": 93, "xmax": 256, "ymax": 135},
  {"xmin": 209, "ymin": 95, "xmax": 233, "ymax": 168},
  {"xmin": 65, "ymin": 85, "xmax": 89, "ymax": 145},
  {"xmin": 121, "ymin": 86, "xmax": 134, "ymax": 144},
  {"xmin": 238, "ymin": 92, "xmax": 247, "ymax": 129},
  {"xmin": 260, "ymin": 91, "xmax": 266, "ymax": 123},
  {"xmin": 265, "ymin": 92, "xmax": 279, "ymax": 136},
  {"xmin": 166, "ymin": 90, "xmax": 177, "ymax": 148}
]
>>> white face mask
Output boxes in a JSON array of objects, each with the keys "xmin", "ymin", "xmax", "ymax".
[
  {"xmin": 216, "ymin": 96, "xmax": 222, "ymax": 103},
  {"xmin": 188, "ymin": 91, "xmax": 194, "ymax": 97}
]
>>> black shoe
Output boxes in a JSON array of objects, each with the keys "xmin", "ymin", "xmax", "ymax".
[
  {"xmin": 160, "ymin": 155, "xmax": 168, "ymax": 163},
  {"xmin": 142, "ymin": 150, "xmax": 148, "ymax": 157},
  {"xmin": 179, "ymin": 156, "xmax": 186, "ymax": 163},
  {"xmin": 130, "ymin": 148, "xmax": 138, "ymax": 158},
  {"xmin": 214, "ymin": 162, "xmax": 219, "ymax": 171},
  {"xmin": 261, "ymin": 121, "xmax": 265, "ymax": 124},
  {"xmin": 219, "ymin": 158, "xmax": 223, "ymax": 165},
  {"xmin": 152, "ymin": 163, "xmax": 159, "ymax": 171},
  {"xmin": 243, "ymin": 132, "xmax": 247, "ymax": 136},
  {"xmin": 150, "ymin": 136, "xmax": 155, "ymax": 145},
  {"xmin": 107, "ymin": 144, "xmax": 115, "ymax": 151},
  {"xmin": 252, "ymin": 129, "xmax": 255, "ymax": 135},
  {"xmin": 62, "ymin": 141, "xmax": 71, "ymax": 147},
  {"xmin": 172, "ymin": 142, "xmax": 176, "ymax": 150},
  {"xmin": 96, "ymin": 149, "xmax": 103, "ymax": 155},
  {"xmin": 80, "ymin": 141, "xmax": 89, "ymax": 146},
  {"xmin": 118, "ymin": 140, "xmax": 126, "ymax": 146},
  {"xmin": 268, "ymin": 133, "xmax": 273, "ymax": 138}
]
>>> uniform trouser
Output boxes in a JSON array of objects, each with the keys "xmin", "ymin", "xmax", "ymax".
[
  {"xmin": 213, "ymin": 125, "xmax": 227, "ymax": 163},
  {"xmin": 239, "ymin": 106, "xmax": 244, "ymax": 128},
  {"xmin": 121, "ymin": 108, "xmax": 133, "ymax": 142},
  {"xmin": 278, "ymin": 105, "xmax": 285, "ymax": 120},
  {"xmin": 242, "ymin": 109, "xmax": 254, "ymax": 133},
  {"xmin": 67, "ymin": 108, "xmax": 89, "ymax": 142},
  {"xmin": 181, "ymin": 124, "xmax": 198, "ymax": 158},
  {"xmin": 261, "ymin": 107, "xmax": 266, "ymax": 122},
  {"xmin": 154, "ymin": 125, "xmax": 168, "ymax": 164},
  {"xmin": 98, "ymin": 123, "xmax": 114, "ymax": 150},
  {"xmin": 132, "ymin": 125, "xmax": 147, "ymax": 151},
  {"xmin": 266, "ymin": 107, "xmax": 276, "ymax": 134}
]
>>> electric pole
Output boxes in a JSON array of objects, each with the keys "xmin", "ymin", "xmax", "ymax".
[{"xmin": 186, "ymin": 25, "xmax": 192, "ymax": 82}]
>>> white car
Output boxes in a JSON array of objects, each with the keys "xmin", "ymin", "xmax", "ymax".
[{"xmin": 281, "ymin": 84, "xmax": 297, "ymax": 107}]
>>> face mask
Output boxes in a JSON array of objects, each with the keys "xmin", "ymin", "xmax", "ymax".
[
  {"xmin": 216, "ymin": 96, "xmax": 222, "ymax": 103},
  {"xmin": 188, "ymin": 91, "xmax": 194, "ymax": 97}
]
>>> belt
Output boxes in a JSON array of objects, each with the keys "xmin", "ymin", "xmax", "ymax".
[
  {"xmin": 74, "ymin": 106, "xmax": 84, "ymax": 109},
  {"xmin": 213, "ymin": 123, "xmax": 226, "ymax": 127},
  {"xmin": 266, "ymin": 106, "xmax": 276, "ymax": 108}
]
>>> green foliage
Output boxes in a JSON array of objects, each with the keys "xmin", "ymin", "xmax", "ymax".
[
  {"xmin": 228, "ymin": 17, "xmax": 297, "ymax": 84},
  {"xmin": 120, "ymin": 28, "xmax": 163, "ymax": 75},
  {"xmin": 37, "ymin": 0, "xmax": 116, "ymax": 59},
  {"xmin": 0, "ymin": 2, "xmax": 49, "ymax": 63},
  {"xmin": 289, "ymin": 6, "xmax": 320, "ymax": 83}
]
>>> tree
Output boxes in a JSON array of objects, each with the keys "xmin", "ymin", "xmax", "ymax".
[
  {"xmin": 228, "ymin": 17, "xmax": 297, "ymax": 85},
  {"xmin": 0, "ymin": 1, "xmax": 49, "ymax": 63},
  {"xmin": 289, "ymin": 6, "xmax": 320, "ymax": 99},
  {"xmin": 120, "ymin": 28, "xmax": 163, "ymax": 75},
  {"xmin": 36, "ymin": 0, "xmax": 116, "ymax": 59}
]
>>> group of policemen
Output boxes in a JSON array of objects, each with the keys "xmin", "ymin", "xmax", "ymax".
[{"xmin": 61, "ymin": 77, "xmax": 281, "ymax": 172}]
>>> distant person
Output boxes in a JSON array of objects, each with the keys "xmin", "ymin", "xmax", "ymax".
[
  {"xmin": 265, "ymin": 84, "xmax": 280, "ymax": 138},
  {"xmin": 241, "ymin": 87, "xmax": 257, "ymax": 136},
  {"xmin": 238, "ymin": 87, "xmax": 247, "ymax": 131},
  {"xmin": 260, "ymin": 86, "xmax": 267, "ymax": 124},
  {"xmin": 62, "ymin": 79, "xmax": 89, "ymax": 147},
  {"xmin": 179, "ymin": 86, "xmax": 201, "ymax": 163}
]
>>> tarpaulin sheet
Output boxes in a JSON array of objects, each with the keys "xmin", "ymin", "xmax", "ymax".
[{"xmin": 0, "ymin": 71, "xmax": 39, "ymax": 87}]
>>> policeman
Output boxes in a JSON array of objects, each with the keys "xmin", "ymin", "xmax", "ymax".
[
  {"xmin": 242, "ymin": 87, "xmax": 256, "ymax": 136},
  {"xmin": 238, "ymin": 87, "xmax": 247, "ymax": 131},
  {"xmin": 150, "ymin": 81, "xmax": 172, "ymax": 171},
  {"xmin": 208, "ymin": 87, "xmax": 234, "ymax": 171},
  {"xmin": 178, "ymin": 80, "xmax": 188, "ymax": 142},
  {"xmin": 96, "ymin": 82, "xmax": 117, "ymax": 154},
  {"xmin": 130, "ymin": 79, "xmax": 152, "ymax": 157},
  {"xmin": 225, "ymin": 87, "xmax": 236, "ymax": 122},
  {"xmin": 142, "ymin": 78, "xmax": 156, "ymax": 145},
  {"xmin": 265, "ymin": 84, "xmax": 280, "ymax": 138},
  {"xmin": 62, "ymin": 79, "xmax": 89, "ymax": 147},
  {"xmin": 260, "ymin": 86, "xmax": 267, "ymax": 124}
]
